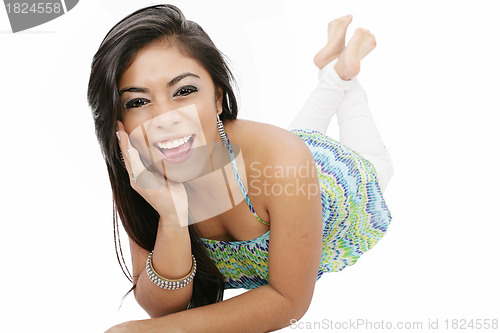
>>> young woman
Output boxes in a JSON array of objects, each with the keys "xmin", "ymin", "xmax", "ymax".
[{"xmin": 88, "ymin": 4, "xmax": 393, "ymax": 332}]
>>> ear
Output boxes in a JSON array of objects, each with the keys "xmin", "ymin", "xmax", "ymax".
[{"xmin": 215, "ymin": 86, "xmax": 224, "ymax": 115}]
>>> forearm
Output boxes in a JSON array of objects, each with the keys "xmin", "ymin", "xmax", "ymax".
[
  {"xmin": 141, "ymin": 284, "xmax": 303, "ymax": 333},
  {"xmin": 134, "ymin": 215, "xmax": 193, "ymax": 317}
]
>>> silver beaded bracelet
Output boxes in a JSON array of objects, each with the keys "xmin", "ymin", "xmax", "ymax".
[{"xmin": 146, "ymin": 251, "xmax": 197, "ymax": 290}]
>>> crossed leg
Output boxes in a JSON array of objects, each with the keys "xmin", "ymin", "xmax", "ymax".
[{"xmin": 287, "ymin": 15, "xmax": 393, "ymax": 191}]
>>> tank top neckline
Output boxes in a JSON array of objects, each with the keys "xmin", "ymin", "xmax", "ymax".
[{"xmin": 199, "ymin": 229, "xmax": 270, "ymax": 245}]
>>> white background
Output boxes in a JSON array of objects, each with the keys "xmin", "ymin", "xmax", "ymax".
[{"xmin": 1, "ymin": 0, "xmax": 499, "ymax": 332}]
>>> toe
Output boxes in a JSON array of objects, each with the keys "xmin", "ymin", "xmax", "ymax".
[{"xmin": 328, "ymin": 14, "xmax": 353, "ymax": 29}]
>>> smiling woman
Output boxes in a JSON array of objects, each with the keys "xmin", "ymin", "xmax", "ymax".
[{"xmin": 87, "ymin": 4, "xmax": 393, "ymax": 332}]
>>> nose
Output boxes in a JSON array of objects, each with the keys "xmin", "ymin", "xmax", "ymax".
[{"xmin": 149, "ymin": 102, "xmax": 183, "ymax": 129}]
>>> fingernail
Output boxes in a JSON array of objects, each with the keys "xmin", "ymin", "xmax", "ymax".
[{"xmin": 116, "ymin": 131, "xmax": 120, "ymax": 141}]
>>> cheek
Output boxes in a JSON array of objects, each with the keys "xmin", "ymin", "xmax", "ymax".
[
  {"xmin": 128, "ymin": 127, "xmax": 149, "ymax": 154},
  {"xmin": 122, "ymin": 112, "xmax": 152, "ymax": 134},
  {"xmin": 196, "ymin": 105, "xmax": 217, "ymax": 143}
]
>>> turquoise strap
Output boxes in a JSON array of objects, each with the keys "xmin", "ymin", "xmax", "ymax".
[{"xmin": 224, "ymin": 132, "xmax": 270, "ymax": 226}]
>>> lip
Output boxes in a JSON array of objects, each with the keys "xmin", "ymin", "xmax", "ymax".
[
  {"xmin": 153, "ymin": 133, "xmax": 193, "ymax": 145},
  {"xmin": 154, "ymin": 134, "xmax": 195, "ymax": 164}
]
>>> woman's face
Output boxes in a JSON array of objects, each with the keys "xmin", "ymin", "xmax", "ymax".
[{"xmin": 118, "ymin": 41, "xmax": 223, "ymax": 182}]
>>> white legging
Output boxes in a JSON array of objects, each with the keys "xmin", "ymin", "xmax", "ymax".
[{"xmin": 287, "ymin": 60, "xmax": 393, "ymax": 192}]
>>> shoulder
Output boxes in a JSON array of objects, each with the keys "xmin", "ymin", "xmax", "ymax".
[
  {"xmin": 224, "ymin": 119, "xmax": 314, "ymax": 167},
  {"xmin": 225, "ymin": 119, "xmax": 320, "ymax": 213}
]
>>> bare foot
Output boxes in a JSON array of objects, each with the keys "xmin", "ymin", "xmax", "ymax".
[
  {"xmin": 313, "ymin": 14, "xmax": 353, "ymax": 70},
  {"xmin": 334, "ymin": 27, "xmax": 376, "ymax": 81}
]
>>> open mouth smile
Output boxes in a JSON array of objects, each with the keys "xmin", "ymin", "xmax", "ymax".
[{"xmin": 153, "ymin": 134, "xmax": 195, "ymax": 164}]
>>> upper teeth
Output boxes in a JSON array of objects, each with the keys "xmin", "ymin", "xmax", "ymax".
[{"xmin": 157, "ymin": 135, "xmax": 192, "ymax": 149}]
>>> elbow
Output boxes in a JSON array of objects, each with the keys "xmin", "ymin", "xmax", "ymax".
[
  {"xmin": 288, "ymin": 298, "xmax": 312, "ymax": 323},
  {"xmin": 134, "ymin": 287, "xmax": 160, "ymax": 318},
  {"xmin": 275, "ymin": 289, "xmax": 314, "ymax": 328},
  {"xmin": 134, "ymin": 285, "xmax": 190, "ymax": 318},
  {"xmin": 276, "ymin": 298, "xmax": 312, "ymax": 331}
]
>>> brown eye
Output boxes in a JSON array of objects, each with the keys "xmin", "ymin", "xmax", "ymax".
[
  {"xmin": 174, "ymin": 85, "xmax": 198, "ymax": 97},
  {"xmin": 124, "ymin": 98, "xmax": 150, "ymax": 109}
]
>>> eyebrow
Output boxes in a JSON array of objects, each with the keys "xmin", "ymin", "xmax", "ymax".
[{"xmin": 118, "ymin": 72, "xmax": 201, "ymax": 96}]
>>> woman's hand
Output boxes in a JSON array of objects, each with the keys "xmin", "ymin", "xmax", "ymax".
[{"xmin": 117, "ymin": 121, "xmax": 189, "ymax": 227}]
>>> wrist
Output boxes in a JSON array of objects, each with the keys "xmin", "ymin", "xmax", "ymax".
[{"xmin": 158, "ymin": 211, "xmax": 189, "ymax": 229}]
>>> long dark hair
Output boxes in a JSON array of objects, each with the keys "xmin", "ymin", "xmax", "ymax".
[{"xmin": 87, "ymin": 4, "xmax": 238, "ymax": 309}]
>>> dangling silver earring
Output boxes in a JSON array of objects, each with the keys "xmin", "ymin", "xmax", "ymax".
[
  {"xmin": 119, "ymin": 151, "xmax": 126, "ymax": 167},
  {"xmin": 217, "ymin": 113, "xmax": 228, "ymax": 147}
]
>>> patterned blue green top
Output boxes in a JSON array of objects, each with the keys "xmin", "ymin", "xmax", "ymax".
[{"xmin": 199, "ymin": 129, "xmax": 392, "ymax": 290}]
